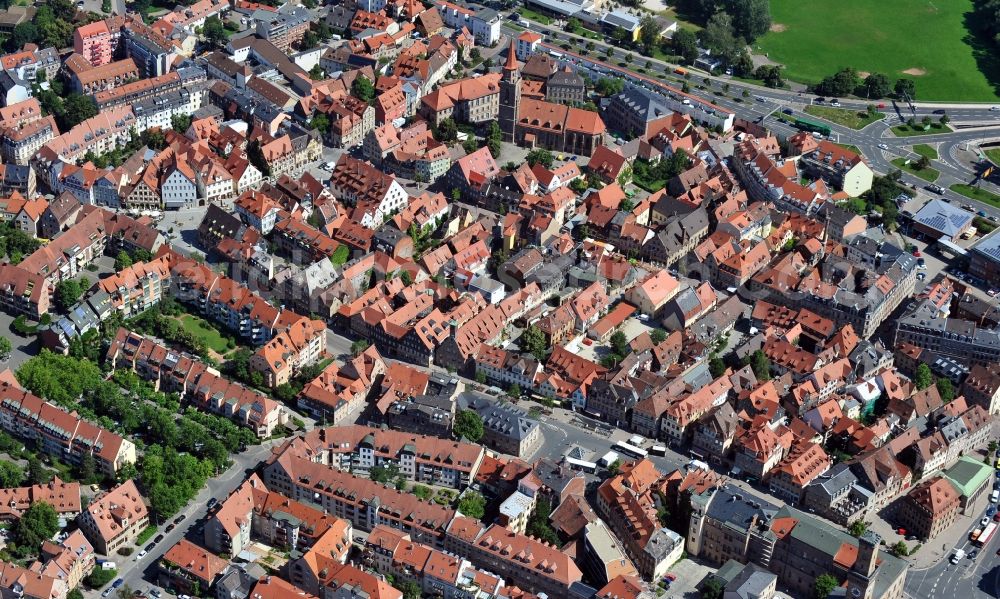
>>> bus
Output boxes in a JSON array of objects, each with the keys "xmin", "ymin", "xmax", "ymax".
[
  {"xmin": 792, "ymin": 117, "xmax": 832, "ymax": 137},
  {"xmin": 565, "ymin": 456, "xmax": 597, "ymax": 473},
  {"xmin": 614, "ymin": 441, "xmax": 648, "ymax": 459},
  {"xmin": 977, "ymin": 522, "xmax": 998, "ymax": 546}
]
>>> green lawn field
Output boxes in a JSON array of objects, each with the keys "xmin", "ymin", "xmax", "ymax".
[
  {"xmin": 178, "ymin": 314, "xmax": 230, "ymax": 353},
  {"xmin": 759, "ymin": 0, "xmax": 1000, "ymax": 101}
]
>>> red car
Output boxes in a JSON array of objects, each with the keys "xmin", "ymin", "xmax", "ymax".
[
  {"xmin": 664, "ymin": 574, "xmax": 677, "ymax": 582},
  {"xmin": 877, "ymin": 103, "xmax": 886, "ymax": 108},
  {"xmin": 897, "ymin": 528, "xmax": 906, "ymax": 535},
  {"xmin": 912, "ymin": 250, "xmax": 921, "ymax": 257}
]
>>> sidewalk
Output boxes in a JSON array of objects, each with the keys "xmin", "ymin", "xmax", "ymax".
[{"xmin": 868, "ymin": 502, "xmax": 979, "ymax": 570}]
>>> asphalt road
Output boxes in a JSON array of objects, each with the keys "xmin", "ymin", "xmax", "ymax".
[
  {"xmin": 505, "ymin": 20, "xmax": 1000, "ymax": 220},
  {"xmin": 904, "ymin": 507, "xmax": 1000, "ymax": 599},
  {"xmin": 84, "ymin": 442, "xmax": 277, "ymax": 598}
]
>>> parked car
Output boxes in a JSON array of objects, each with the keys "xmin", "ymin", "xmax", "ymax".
[
  {"xmin": 207, "ymin": 498, "xmax": 218, "ymax": 509},
  {"xmin": 981, "ymin": 516, "xmax": 990, "ymax": 527},
  {"xmin": 174, "ymin": 515, "xmax": 185, "ymax": 524},
  {"xmin": 165, "ymin": 524, "xmax": 175, "ymax": 533},
  {"xmin": 135, "ymin": 550, "xmax": 147, "ymax": 561},
  {"xmin": 933, "ymin": 109, "xmax": 946, "ymax": 114},
  {"xmin": 154, "ymin": 534, "xmax": 164, "ymax": 544},
  {"xmin": 113, "ymin": 579, "xmax": 124, "ymax": 589},
  {"xmin": 146, "ymin": 543, "xmax": 156, "ymax": 552},
  {"xmin": 969, "ymin": 549, "xmax": 979, "ymax": 559}
]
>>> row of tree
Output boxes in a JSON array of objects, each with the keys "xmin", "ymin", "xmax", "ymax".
[
  {"xmin": 813, "ymin": 67, "xmax": 916, "ymax": 100},
  {"xmin": 16, "ymin": 351, "xmax": 257, "ymax": 518}
]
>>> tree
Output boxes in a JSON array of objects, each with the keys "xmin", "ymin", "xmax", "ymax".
[
  {"xmin": 0, "ymin": 337, "xmax": 10, "ymax": 361},
  {"xmin": 521, "ymin": 325, "xmax": 548, "ymax": 361},
  {"xmin": 54, "ymin": 278, "xmax": 84, "ymax": 312},
  {"xmin": 509, "ymin": 383, "xmax": 522, "ymax": 398},
  {"xmin": 457, "ymin": 491, "xmax": 486, "ymax": 518},
  {"xmin": 937, "ymin": 377, "xmax": 955, "ymax": 402},
  {"xmin": 435, "ymin": 118, "xmax": 458, "ymax": 143},
  {"xmin": 650, "ymin": 329, "xmax": 667, "ymax": 345},
  {"xmin": 26, "ymin": 456, "xmax": 49, "ymax": 485},
  {"xmin": 14, "ymin": 501, "xmax": 58, "ymax": 554},
  {"xmin": 813, "ymin": 574, "xmax": 838, "ymax": 599},
  {"xmin": 848, "ymin": 519, "xmax": 868, "ymax": 537},
  {"xmin": 754, "ymin": 65, "xmax": 784, "ymax": 88},
  {"xmin": 202, "ymin": 15, "xmax": 227, "ymax": 48},
  {"xmin": 731, "ymin": 51, "xmax": 755, "ymax": 77},
  {"xmin": 0, "ymin": 460, "xmax": 22, "ymax": 487},
  {"xmin": 921, "ymin": 115, "xmax": 933, "ymax": 128},
  {"xmin": 638, "ymin": 14, "xmax": 660, "ymax": 54},
  {"xmin": 564, "ymin": 17, "xmax": 581, "ymax": 33},
  {"xmin": 815, "ymin": 67, "xmax": 861, "ymax": 97},
  {"xmin": 727, "ymin": 0, "xmax": 771, "ymax": 41},
  {"xmin": 349, "ymin": 340, "xmax": 369, "ymax": 357},
  {"xmin": 671, "ymin": 28, "xmax": 699, "ymax": 64},
  {"xmin": 77, "ymin": 452, "xmax": 96, "ymax": 483},
  {"xmin": 701, "ymin": 578, "xmax": 724, "ymax": 599},
  {"xmin": 863, "ymin": 73, "xmax": 891, "ymax": 99},
  {"xmin": 486, "ymin": 121, "xmax": 503, "ymax": 159},
  {"xmin": 310, "ymin": 112, "xmax": 330, "ymax": 134},
  {"xmin": 914, "ymin": 363, "xmax": 933, "ymax": 390},
  {"xmin": 894, "ymin": 78, "xmax": 916, "ymax": 100},
  {"xmin": 454, "ymin": 410, "xmax": 484, "ymax": 442},
  {"xmin": 889, "ymin": 541, "xmax": 909, "ymax": 557},
  {"xmin": 595, "ymin": 77, "xmax": 625, "ymax": 97},
  {"xmin": 940, "ymin": 113, "xmax": 950, "ymax": 125},
  {"xmin": 10, "ymin": 22, "xmax": 38, "ymax": 50},
  {"xmin": 398, "ymin": 581, "xmax": 422, "ymax": 599},
  {"xmin": 916, "ymin": 155, "xmax": 931, "ymax": 170},
  {"xmin": 609, "ymin": 330, "xmax": 630, "ymax": 357},
  {"xmin": 526, "ymin": 148, "xmax": 554, "ymax": 168},
  {"xmin": 114, "ymin": 250, "xmax": 133, "ymax": 271},
  {"xmin": 750, "ymin": 350, "xmax": 771, "ymax": 381},
  {"xmin": 526, "ymin": 498, "xmax": 560, "ymax": 545},
  {"xmin": 400, "ymin": 270, "xmax": 413, "ymax": 285},
  {"xmin": 68, "ymin": 589, "xmax": 84, "ymax": 599},
  {"xmin": 59, "ymin": 94, "xmax": 98, "ymax": 131},
  {"xmin": 352, "ymin": 75, "xmax": 375, "ymax": 103},
  {"xmin": 474, "ymin": 370, "xmax": 487, "ymax": 384},
  {"xmin": 709, "ymin": 357, "xmax": 726, "ymax": 378},
  {"xmin": 607, "ymin": 458, "xmax": 622, "ymax": 475},
  {"xmin": 700, "ymin": 12, "xmax": 741, "ymax": 63}
]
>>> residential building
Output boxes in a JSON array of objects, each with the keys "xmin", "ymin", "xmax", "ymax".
[
  {"xmin": 159, "ymin": 539, "xmax": 229, "ymax": 596},
  {"xmin": 896, "ymin": 476, "xmax": 960, "ymax": 541},
  {"xmin": 249, "ymin": 317, "xmax": 328, "ymax": 387},
  {"xmin": 77, "ymin": 480, "xmax": 149, "ymax": 555},
  {"xmin": 471, "ymin": 399, "xmax": 543, "ymax": 459},
  {"xmin": 0, "ymin": 477, "xmax": 81, "ymax": 522},
  {"xmin": 687, "ymin": 485, "xmax": 907, "ymax": 599},
  {"xmin": 285, "ymin": 425, "xmax": 484, "ymax": 489},
  {"xmin": 0, "ymin": 382, "xmax": 137, "ymax": 477}
]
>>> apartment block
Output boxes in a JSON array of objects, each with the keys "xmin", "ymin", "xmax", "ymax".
[{"xmin": 78, "ymin": 481, "xmax": 149, "ymax": 555}]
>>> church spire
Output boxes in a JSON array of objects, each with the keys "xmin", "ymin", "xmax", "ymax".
[{"xmin": 504, "ymin": 39, "xmax": 518, "ymax": 71}]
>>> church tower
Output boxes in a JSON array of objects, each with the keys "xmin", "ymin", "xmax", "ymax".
[
  {"xmin": 846, "ymin": 531, "xmax": 881, "ymax": 599},
  {"xmin": 499, "ymin": 40, "xmax": 521, "ymax": 143}
]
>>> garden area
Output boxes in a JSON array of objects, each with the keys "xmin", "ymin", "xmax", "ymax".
[
  {"xmin": 177, "ymin": 313, "xmax": 233, "ymax": 355},
  {"xmin": 891, "ymin": 122, "xmax": 951, "ymax": 137},
  {"xmin": 759, "ymin": 0, "xmax": 1000, "ymax": 101},
  {"xmin": 891, "ymin": 158, "xmax": 939, "ymax": 182},
  {"xmin": 803, "ymin": 105, "xmax": 883, "ymax": 130},
  {"xmin": 950, "ymin": 184, "xmax": 1000, "ymax": 209},
  {"xmin": 913, "ymin": 144, "xmax": 939, "ymax": 160}
]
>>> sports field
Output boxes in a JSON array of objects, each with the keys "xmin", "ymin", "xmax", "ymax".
[{"xmin": 759, "ymin": 0, "xmax": 1000, "ymax": 101}]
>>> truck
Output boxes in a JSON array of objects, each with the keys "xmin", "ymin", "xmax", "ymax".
[{"xmin": 599, "ymin": 451, "xmax": 620, "ymax": 467}]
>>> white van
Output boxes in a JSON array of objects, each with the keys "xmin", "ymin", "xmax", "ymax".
[
  {"xmin": 951, "ymin": 549, "xmax": 966, "ymax": 563},
  {"xmin": 991, "ymin": 489, "xmax": 999, "ymax": 503}
]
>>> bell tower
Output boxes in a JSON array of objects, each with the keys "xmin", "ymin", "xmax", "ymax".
[
  {"xmin": 499, "ymin": 40, "xmax": 521, "ymax": 143},
  {"xmin": 846, "ymin": 531, "xmax": 881, "ymax": 599}
]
